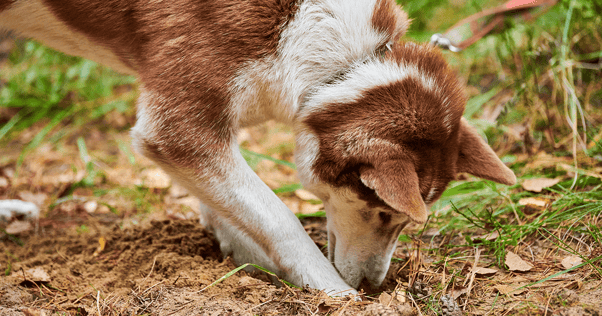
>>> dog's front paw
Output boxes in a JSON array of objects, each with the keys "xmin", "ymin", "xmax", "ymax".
[{"xmin": 0, "ymin": 200, "xmax": 40, "ymax": 221}]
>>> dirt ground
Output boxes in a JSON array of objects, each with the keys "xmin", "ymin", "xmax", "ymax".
[
  {"xmin": 0, "ymin": 209, "xmax": 416, "ymax": 315},
  {"xmin": 2, "ymin": 206, "xmax": 601, "ymax": 316},
  {"xmin": 1, "ymin": 118, "xmax": 601, "ymax": 315}
]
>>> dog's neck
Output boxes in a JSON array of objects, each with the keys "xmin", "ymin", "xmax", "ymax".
[{"xmin": 230, "ymin": 0, "xmax": 407, "ymax": 127}]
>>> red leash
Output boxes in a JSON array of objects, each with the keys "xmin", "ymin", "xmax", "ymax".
[{"xmin": 430, "ymin": 0, "xmax": 558, "ymax": 52}]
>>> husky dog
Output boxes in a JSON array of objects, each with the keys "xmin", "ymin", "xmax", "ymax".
[{"xmin": 0, "ymin": 0, "xmax": 516, "ymax": 295}]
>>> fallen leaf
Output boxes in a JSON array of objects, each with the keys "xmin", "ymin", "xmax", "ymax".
[
  {"xmin": 298, "ymin": 202, "xmax": 323, "ymax": 215},
  {"xmin": 22, "ymin": 267, "xmax": 51, "ymax": 282},
  {"xmin": 174, "ymin": 196, "xmax": 200, "ymax": 210},
  {"xmin": 450, "ymin": 286, "xmax": 468, "ymax": 299},
  {"xmin": 21, "ymin": 308, "xmax": 42, "ymax": 316},
  {"xmin": 518, "ymin": 197, "xmax": 551, "ymax": 208},
  {"xmin": 473, "ymin": 267, "xmax": 498, "ymax": 276},
  {"xmin": 522, "ymin": 178, "xmax": 560, "ymax": 192},
  {"xmin": 169, "ymin": 184, "xmax": 189, "ymax": 198},
  {"xmin": 472, "ymin": 231, "xmax": 499, "ymax": 241},
  {"xmin": 238, "ymin": 275, "xmax": 262, "ymax": 287},
  {"xmin": 505, "ymin": 251, "xmax": 533, "ymax": 272},
  {"xmin": 378, "ymin": 291, "xmax": 393, "ymax": 306},
  {"xmin": 17, "ymin": 191, "xmax": 48, "ymax": 208},
  {"xmin": 558, "ymin": 163, "xmax": 602, "ymax": 179},
  {"xmin": 5, "ymin": 220, "xmax": 31, "ymax": 234},
  {"xmin": 83, "ymin": 201, "xmax": 98, "ymax": 213},
  {"xmin": 494, "ymin": 284, "xmax": 527, "ymax": 295},
  {"xmin": 0, "ymin": 176, "xmax": 8, "ymax": 189},
  {"xmin": 392, "ymin": 289, "xmax": 406, "ymax": 303},
  {"xmin": 561, "ymin": 255, "xmax": 583, "ymax": 269},
  {"xmin": 141, "ymin": 168, "xmax": 171, "ymax": 189},
  {"xmin": 295, "ymin": 189, "xmax": 319, "ymax": 201},
  {"xmin": 282, "ymin": 197, "xmax": 300, "ymax": 214}
]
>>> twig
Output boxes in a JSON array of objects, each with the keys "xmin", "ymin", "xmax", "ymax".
[
  {"xmin": 463, "ymin": 247, "xmax": 481, "ymax": 311},
  {"xmin": 139, "ymin": 255, "xmax": 158, "ymax": 292},
  {"xmin": 166, "ymin": 300, "xmax": 194, "ymax": 316},
  {"xmin": 96, "ymin": 290, "xmax": 101, "ymax": 316},
  {"xmin": 441, "ymin": 257, "xmax": 449, "ymax": 296},
  {"xmin": 333, "ymin": 295, "xmax": 355, "ymax": 316},
  {"xmin": 141, "ymin": 279, "xmax": 166, "ymax": 295},
  {"xmin": 407, "ymin": 292, "xmax": 423, "ymax": 316},
  {"xmin": 247, "ymin": 298, "xmax": 275, "ymax": 313}
]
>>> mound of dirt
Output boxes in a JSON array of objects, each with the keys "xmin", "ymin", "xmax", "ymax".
[{"xmin": 1, "ymin": 218, "xmax": 412, "ymax": 315}]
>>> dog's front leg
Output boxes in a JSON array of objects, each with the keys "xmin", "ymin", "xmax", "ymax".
[{"xmin": 131, "ymin": 94, "xmax": 354, "ymax": 296}]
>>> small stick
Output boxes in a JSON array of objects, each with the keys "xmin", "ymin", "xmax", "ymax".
[
  {"xmin": 407, "ymin": 291, "xmax": 424, "ymax": 316},
  {"xmin": 463, "ymin": 247, "xmax": 481, "ymax": 311},
  {"xmin": 138, "ymin": 255, "xmax": 158, "ymax": 292},
  {"xmin": 96, "ymin": 290, "xmax": 101, "ymax": 316}
]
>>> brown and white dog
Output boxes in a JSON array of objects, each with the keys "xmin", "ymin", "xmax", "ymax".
[{"xmin": 0, "ymin": 0, "xmax": 516, "ymax": 295}]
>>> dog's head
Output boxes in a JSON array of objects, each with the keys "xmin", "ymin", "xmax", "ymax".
[{"xmin": 294, "ymin": 42, "xmax": 516, "ymax": 289}]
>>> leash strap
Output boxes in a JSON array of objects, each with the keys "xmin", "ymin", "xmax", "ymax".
[{"xmin": 430, "ymin": 0, "xmax": 558, "ymax": 52}]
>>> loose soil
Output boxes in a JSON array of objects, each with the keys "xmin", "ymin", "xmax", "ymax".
[{"xmin": 1, "ymin": 215, "xmax": 416, "ymax": 315}]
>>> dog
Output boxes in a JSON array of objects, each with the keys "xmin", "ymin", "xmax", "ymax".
[{"xmin": 0, "ymin": 0, "xmax": 516, "ymax": 296}]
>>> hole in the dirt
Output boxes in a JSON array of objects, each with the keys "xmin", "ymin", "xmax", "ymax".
[
  {"xmin": 18, "ymin": 280, "xmax": 47, "ymax": 288},
  {"xmin": 67, "ymin": 306, "xmax": 89, "ymax": 316}
]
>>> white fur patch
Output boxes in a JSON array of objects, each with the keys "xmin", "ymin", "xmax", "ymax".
[
  {"xmin": 424, "ymin": 187, "xmax": 438, "ymax": 204},
  {"xmin": 230, "ymin": 0, "xmax": 391, "ymax": 125},
  {"xmin": 303, "ymin": 59, "xmax": 441, "ymax": 113}
]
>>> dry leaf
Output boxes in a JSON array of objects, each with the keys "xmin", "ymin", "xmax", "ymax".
[
  {"xmin": 174, "ymin": 196, "xmax": 200, "ymax": 210},
  {"xmin": 472, "ymin": 231, "xmax": 499, "ymax": 241},
  {"xmin": 0, "ymin": 176, "xmax": 8, "ymax": 189},
  {"xmin": 17, "ymin": 191, "xmax": 48, "ymax": 208},
  {"xmin": 521, "ymin": 178, "xmax": 560, "ymax": 192},
  {"xmin": 494, "ymin": 284, "xmax": 526, "ymax": 295},
  {"xmin": 83, "ymin": 201, "xmax": 98, "ymax": 213},
  {"xmin": 473, "ymin": 267, "xmax": 498, "ymax": 276},
  {"xmin": 392, "ymin": 289, "xmax": 406, "ymax": 303},
  {"xmin": 93, "ymin": 237, "xmax": 106, "ymax": 256},
  {"xmin": 169, "ymin": 184, "xmax": 189, "ymax": 198},
  {"xmin": 450, "ymin": 286, "xmax": 469, "ymax": 299},
  {"xmin": 518, "ymin": 197, "xmax": 551, "ymax": 208},
  {"xmin": 561, "ymin": 255, "xmax": 583, "ymax": 269},
  {"xmin": 378, "ymin": 291, "xmax": 393, "ymax": 306},
  {"xmin": 22, "ymin": 267, "xmax": 51, "ymax": 282},
  {"xmin": 21, "ymin": 308, "xmax": 43, "ymax": 316},
  {"xmin": 505, "ymin": 251, "xmax": 533, "ymax": 272},
  {"xmin": 298, "ymin": 202, "xmax": 323, "ymax": 215},
  {"xmin": 282, "ymin": 197, "xmax": 300, "ymax": 214},
  {"xmin": 5, "ymin": 220, "xmax": 32, "ymax": 234},
  {"xmin": 295, "ymin": 189, "xmax": 319, "ymax": 201},
  {"xmin": 140, "ymin": 168, "xmax": 171, "ymax": 189}
]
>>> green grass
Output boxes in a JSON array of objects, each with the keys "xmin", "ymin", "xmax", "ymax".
[{"xmin": 0, "ymin": 41, "xmax": 136, "ymax": 169}]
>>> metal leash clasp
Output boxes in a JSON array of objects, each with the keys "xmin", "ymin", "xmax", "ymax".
[{"xmin": 430, "ymin": 33, "xmax": 463, "ymax": 53}]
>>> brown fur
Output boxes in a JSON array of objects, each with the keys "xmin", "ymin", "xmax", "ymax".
[
  {"xmin": 457, "ymin": 118, "xmax": 517, "ymax": 185},
  {"xmin": 371, "ymin": 0, "xmax": 410, "ymax": 44},
  {"xmin": 0, "ymin": 0, "xmax": 13, "ymax": 11},
  {"xmin": 304, "ymin": 42, "xmax": 466, "ymax": 215},
  {"xmin": 39, "ymin": 0, "xmax": 298, "ymax": 172}
]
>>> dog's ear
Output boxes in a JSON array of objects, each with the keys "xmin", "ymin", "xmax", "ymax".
[
  {"xmin": 359, "ymin": 161, "xmax": 428, "ymax": 223},
  {"xmin": 457, "ymin": 118, "xmax": 517, "ymax": 185}
]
